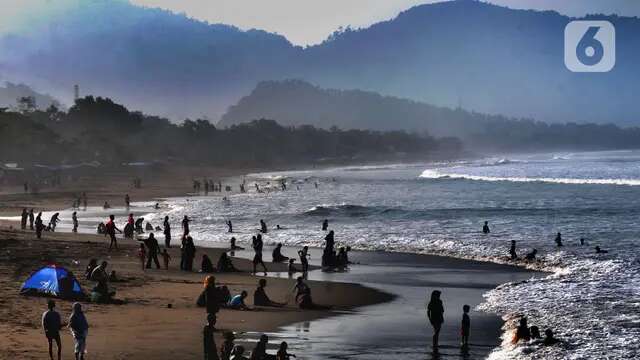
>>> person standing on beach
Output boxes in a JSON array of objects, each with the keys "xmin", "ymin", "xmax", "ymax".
[
  {"xmin": 72, "ymin": 211, "xmax": 79, "ymax": 233},
  {"xmin": 509, "ymin": 240, "xmax": 517, "ymax": 260},
  {"xmin": 20, "ymin": 208, "xmax": 28, "ymax": 230},
  {"xmin": 105, "ymin": 215, "xmax": 122, "ymax": 250},
  {"xmin": 163, "ymin": 216, "xmax": 171, "ymax": 248},
  {"xmin": 252, "ymin": 234, "xmax": 268, "ymax": 275},
  {"xmin": 35, "ymin": 212, "xmax": 44, "ymax": 239},
  {"xmin": 29, "ymin": 208, "xmax": 35, "ymax": 230},
  {"xmin": 203, "ymin": 313, "xmax": 219, "ymax": 360},
  {"xmin": 483, "ymin": 221, "xmax": 490, "ymax": 234},
  {"xmin": 461, "ymin": 304, "xmax": 470, "ymax": 348},
  {"xmin": 42, "ymin": 300, "xmax": 62, "ymax": 360},
  {"xmin": 143, "ymin": 233, "xmax": 161, "ymax": 269},
  {"xmin": 184, "ymin": 236, "xmax": 196, "ymax": 271},
  {"xmin": 182, "ymin": 215, "xmax": 191, "ymax": 236},
  {"xmin": 68, "ymin": 302, "xmax": 89, "ymax": 360},
  {"xmin": 427, "ymin": 290, "xmax": 444, "ymax": 351}
]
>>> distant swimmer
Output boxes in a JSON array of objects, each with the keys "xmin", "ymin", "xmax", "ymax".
[
  {"xmin": 595, "ymin": 246, "xmax": 608, "ymax": 254},
  {"xmin": 322, "ymin": 219, "xmax": 329, "ymax": 231},
  {"xmin": 525, "ymin": 249, "xmax": 537, "ymax": 261},
  {"xmin": 509, "ymin": 240, "xmax": 517, "ymax": 260},
  {"xmin": 555, "ymin": 232, "xmax": 563, "ymax": 247},
  {"xmin": 482, "ymin": 221, "xmax": 490, "ymax": 234},
  {"xmin": 580, "ymin": 238, "xmax": 586, "ymax": 246}
]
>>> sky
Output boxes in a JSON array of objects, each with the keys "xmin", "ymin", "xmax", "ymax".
[{"xmin": 0, "ymin": 0, "xmax": 638, "ymax": 45}]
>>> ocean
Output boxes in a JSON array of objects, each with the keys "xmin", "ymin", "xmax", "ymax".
[{"xmin": 20, "ymin": 150, "xmax": 640, "ymax": 359}]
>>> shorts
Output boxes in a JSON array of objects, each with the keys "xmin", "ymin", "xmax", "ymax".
[{"xmin": 45, "ymin": 331, "xmax": 60, "ymax": 341}]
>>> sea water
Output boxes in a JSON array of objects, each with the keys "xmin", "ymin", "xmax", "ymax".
[{"xmin": 16, "ymin": 150, "xmax": 640, "ymax": 359}]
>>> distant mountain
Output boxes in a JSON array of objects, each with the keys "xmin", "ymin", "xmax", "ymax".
[
  {"xmin": 1, "ymin": 0, "xmax": 638, "ymax": 124},
  {"xmin": 219, "ymin": 79, "xmax": 499, "ymax": 138},
  {"xmin": 0, "ymin": 82, "xmax": 61, "ymax": 110}
]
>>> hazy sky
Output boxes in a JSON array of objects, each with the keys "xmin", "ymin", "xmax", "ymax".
[
  {"xmin": 1, "ymin": 0, "xmax": 638, "ymax": 45},
  {"xmin": 129, "ymin": 0, "xmax": 640, "ymax": 45}
]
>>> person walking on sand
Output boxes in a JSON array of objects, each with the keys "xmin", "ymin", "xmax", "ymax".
[
  {"xmin": 20, "ymin": 208, "xmax": 28, "ymax": 230},
  {"xmin": 163, "ymin": 216, "xmax": 171, "ymax": 248},
  {"xmin": 427, "ymin": 290, "xmax": 445, "ymax": 351},
  {"xmin": 49, "ymin": 212, "xmax": 60, "ymax": 232},
  {"xmin": 252, "ymin": 234, "xmax": 268, "ymax": 275},
  {"xmin": 105, "ymin": 215, "xmax": 122, "ymax": 250},
  {"xmin": 68, "ymin": 302, "xmax": 89, "ymax": 360},
  {"xmin": 203, "ymin": 313, "xmax": 219, "ymax": 360},
  {"xmin": 461, "ymin": 304, "xmax": 471, "ymax": 348},
  {"xmin": 143, "ymin": 233, "xmax": 161, "ymax": 269},
  {"xmin": 72, "ymin": 211, "xmax": 79, "ymax": 233},
  {"xmin": 42, "ymin": 300, "xmax": 62, "ymax": 360},
  {"xmin": 35, "ymin": 212, "xmax": 44, "ymax": 239},
  {"xmin": 29, "ymin": 208, "xmax": 35, "ymax": 230}
]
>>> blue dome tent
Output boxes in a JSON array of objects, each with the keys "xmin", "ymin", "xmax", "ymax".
[{"xmin": 20, "ymin": 265, "xmax": 85, "ymax": 300}]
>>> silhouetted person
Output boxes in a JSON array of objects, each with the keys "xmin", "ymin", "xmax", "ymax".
[
  {"xmin": 252, "ymin": 234, "xmax": 268, "ymax": 275},
  {"xmin": 272, "ymin": 243, "xmax": 288, "ymax": 262},
  {"xmin": 483, "ymin": 221, "xmax": 490, "ymax": 234},
  {"xmin": 580, "ymin": 238, "xmax": 585, "ymax": 246},
  {"xmin": 42, "ymin": 299, "xmax": 62, "ymax": 360},
  {"xmin": 163, "ymin": 216, "xmax": 171, "ymax": 248},
  {"xmin": 514, "ymin": 317, "xmax": 531, "ymax": 343},
  {"xmin": 201, "ymin": 254, "xmax": 215, "ymax": 273},
  {"xmin": 29, "ymin": 208, "xmax": 34, "ymax": 230},
  {"xmin": 143, "ymin": 233, "xmax": 161, "ymax": 269},
  {"xmin": 461, "ymin": 304, "xmax": 470, "ymax": 348},
  {"xmin": 530, "ymin": 326, "xmax": 541, "ymax": 339},
  {"xmin": 184, "ymin": 236, "xmax": 196, "ymax": 271},
  {"xmin": 509, "ymin": 240, "xmax": 517, "ymax": 260},
  {"xmin": 125, "ymin": 193, "xmax": 130, "ymax": 208},
  {"xmin": 105, "ymin": 215, "xmax": 122, "ymax": 250},
  {"xmin": 203, "ymin": 313, "xmax": 219, "ymax": 360},
  {"xmin": 525, "ymin": 249, "xmax": 537, "ymax": 261},
  {"xmin": 555, "ymin": 232, "xmax": 563, "ymax": 247},
  {"xmin": 543, "ymin": 329, "xmax": 559, "ymax": 346},
  {"xmin": 595, "ymin": 246, "xmax": 608, "ymax": 254},
  {"xmin": 20, "ymin": 208, "xmax": 28, "ymax": 230},
  {"xmin": 49, "ymin": 212, "xmax": 60, "ymax": 232},
  {"xmin": 427, "ymin": 290, "xmax": 444, "ymax": 350},
  {"xmin": 226, "ymin": 220, "xmax": 233, "ymax": 233},
  {"xmin": 229, "ymin": 237, "xmax": 243, "ymax": 251},
  {"xmin": 182, "ymin": 215, "xmax": 191, "ymax": 235},
  {"xmin": 322, "ymin": 219, "xmax": 328, "ymax": 231},
  {"xmin": 322, "ymin": 230, "xmax": 336, "ymax": 267},
  {"xmin": 299, "ymin": 246, "xmax": 310, "ymax": 274},
  {"xmin": 68, "ymin": 302, "xmax": 89, "ymax": 360},
  {"xmin": 276, "ymin": 341, "xmax": 294, "ymax": 360},
  {"xmin": 197, "ymin": 276, "xmax": 222, "ymax": 316},
  {"xmin": 35, "ymin": 212, "xmax": 44, "ymax": 239},
  {"xmin": 251, "ymin": 334, "xmax": 270, "ymax": 360},
  {"xmin": 260, "ymin": 219, "xmax": 268, "ymax": 233},
  {"xmin": 72, "ymin": 211, "xmax": 78, "ymax": 233},
  {"xmin": 254, "ymin": 279, "xmax": 285, "ymax": 307},
  {"xmin": 217, "ymin": 252, "xmax": 237, "ymax": 272}
]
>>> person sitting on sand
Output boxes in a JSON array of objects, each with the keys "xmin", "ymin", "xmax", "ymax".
[
  {"xmin": 272, "ymin": 243, "xmax": 289, "ymax": 262},
  {"xmin": 509, "ymin": 240, "xmax": 517, "ymax": 260},
  {"xmin": 228, "ymin": 291, "xmax": 251, "ymax": 311},
  {"xmin": 145, "ymin": 222, "xmax": 153, "ymax": 231},
  {"xmin": 42, "ymin": 299, "xmax": 62, "ymax": 360},
  {"xmin": 427, "ymin": 290, "xmax": 445, "ymax": 350},
  {"xmin": 230, "ymin": 345, "xmax": 248, "ymax": 360},
  {"xmin": 217, "ymin": 252, "xmax": 237, "ymax": 273},
  {"xmin": 525, "ymin": 249, "xmax": 537, "ymax": 261},
  {"xmin": 229, "ymin": 237, "xmax": 244, "ymax": 251},
  {"xmin": 85, "ymin": 259, "xmax": 98, "ymax": 280},
  {"xmin": 254, "ymin": 279, "xmax": 285, "ymax": 307},
  {"xmin": 203, "ymin": 313, "xmax": 219, "ymax": 360},
  {"xmin": 543, "ymin": 329, "xmax": 559, "ymax": 346},
  {"xmin": 513, "ymin": 317, "xmax": 531, "ymax": 343},
  {"xmin": 555, "ymin": 232, "xmax": 563, "ymax": 247},
  {"xmin": 530, "ymin": 326, "xmax": 541, "ymax": 339},
  {"xmin": 292, "ymin": 277, "xmax": 327, "ymax": 310},
  {"xmin": 595, "ymin": 246, "xmax": 608, "ymax": 254},
  {"xmin": 201, "ymin": 254, "xmax": 215, "ymax": 273},
  {"xmin": 220, "ymin": 332, "xmax": 236, "ymax": 360},
  {"xmin": 483, "ymin": 221, "xmax": 490, "ymax": 234},
  {"xmin": 276, "ymin": 342, "xmax": 295, "ymax": 360}
]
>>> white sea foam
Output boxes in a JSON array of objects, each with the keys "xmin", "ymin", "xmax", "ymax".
[{"xmin": 420, "ymin": 169, "xmax": 640, "ymax": 186}]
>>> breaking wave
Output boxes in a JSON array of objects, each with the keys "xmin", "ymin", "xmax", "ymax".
[{"xmin": 420, "ymin": 169, "xmax": 640, "ymax": 186}]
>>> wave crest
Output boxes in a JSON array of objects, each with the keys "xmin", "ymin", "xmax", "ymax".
[{"xmin": 419, "ymin": 169, "xmax": 640, "ymax": 186}]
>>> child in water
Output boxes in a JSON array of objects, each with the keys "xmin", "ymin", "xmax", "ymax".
[
  {"xmin": 138, "ymin": 243, "xmax": 146, "ymax": 270},
  {"xmin": 461, "ymin": 304, "xmax": 470, "ymax": 348},
  {"xmin": 161, "ymin": 249, "xmax": 171, "ymax": 270}
]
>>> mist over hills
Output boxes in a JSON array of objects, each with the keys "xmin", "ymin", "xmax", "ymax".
[
  {"xmin": 0, "ymin": 82, "xmax": 61, "ymax": 110},
  {"xmin": 0, "ymin": 0, "xmax": 638, "ymax": 125}
]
